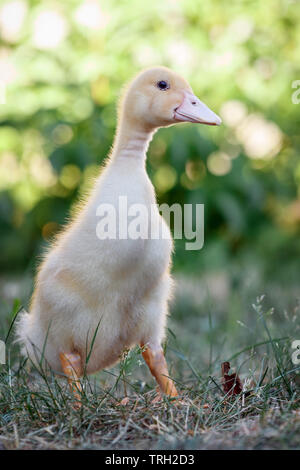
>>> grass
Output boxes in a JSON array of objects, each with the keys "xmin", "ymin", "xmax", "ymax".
[{"xmin": 0, "ymin": 269, "xmax": 299, "ymax": 450}]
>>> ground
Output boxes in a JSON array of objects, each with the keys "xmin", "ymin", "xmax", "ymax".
[{"xmin": 0, "ymin": 268, "xmax": 299, "ymax": 450}]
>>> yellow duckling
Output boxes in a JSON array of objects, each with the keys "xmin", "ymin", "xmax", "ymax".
[{"xmin": 16, "ymin": 67, "xmax": 221, "ymax": 402}]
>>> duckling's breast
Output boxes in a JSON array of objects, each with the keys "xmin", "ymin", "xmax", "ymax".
[{"xmin": 89, "ymin": 161, "xmax": 173, "ymax": 282}]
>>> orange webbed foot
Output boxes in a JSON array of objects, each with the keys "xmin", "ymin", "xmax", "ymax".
[{"xmin": 59, "ymin": 351, "xmax": 83, "ymax": 409}]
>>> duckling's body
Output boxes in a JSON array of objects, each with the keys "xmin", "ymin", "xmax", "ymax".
[
  {"xmin": 16, "ymin": 67, "xmax": 221, "ymax": 399},
  {"xmin": 20, "ymin": 152, "xmax": 172, "ymax": 374}
]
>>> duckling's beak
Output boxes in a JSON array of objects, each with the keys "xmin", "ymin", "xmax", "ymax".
[{"xmin": 174, "ymin": 91, "xmax": 222, "ymax": 126}]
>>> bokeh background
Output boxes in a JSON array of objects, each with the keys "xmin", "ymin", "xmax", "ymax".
[{"xmin": 0, "ymin": 0, "xmax": 299, "ymax": 363}]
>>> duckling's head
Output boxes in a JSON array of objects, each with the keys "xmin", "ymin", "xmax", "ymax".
[{"xmin": 120, "ymin": 66, "xmax": 222, "ymax": 131}]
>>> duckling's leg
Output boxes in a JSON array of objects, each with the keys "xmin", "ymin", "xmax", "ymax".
[
  {"xmin": 59, "ymin": 352, "xmax": 83, "ymax": 406},
  {"xmin": 141, "ymin": 344, "xmax": 178, "ymax": 398}
]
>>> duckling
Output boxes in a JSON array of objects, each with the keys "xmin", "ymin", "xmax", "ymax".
[{"xmin": 16, "ymin": 67, "xmax": 221, "ymax": 402}]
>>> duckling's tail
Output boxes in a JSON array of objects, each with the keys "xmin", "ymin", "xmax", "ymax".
[
  {"xmin": 14, "ymin": 309, "xmax": 44, "ymax": 368},
  {"xmin": 14, "ymin": 308, "xmax": 61, "ymax": 372}
]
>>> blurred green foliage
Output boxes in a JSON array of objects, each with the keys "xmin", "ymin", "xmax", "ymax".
[{"xmin": 0, "ymin": 0, "xmax": 300, "ymax": 278}]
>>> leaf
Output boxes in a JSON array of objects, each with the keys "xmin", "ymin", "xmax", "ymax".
[{"xmin": 221, "ymin": 361, "xmax": 243, "ymax": 396}]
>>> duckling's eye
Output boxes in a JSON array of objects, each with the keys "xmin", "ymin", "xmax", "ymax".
[{"xmin": 157, "ymin": 80, "xmax": 169, "ymax": 91}]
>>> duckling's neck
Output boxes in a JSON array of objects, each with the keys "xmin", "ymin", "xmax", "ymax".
[{"xmin": 112, "ymin": 119, "xmax": 156, "ymax": 161}]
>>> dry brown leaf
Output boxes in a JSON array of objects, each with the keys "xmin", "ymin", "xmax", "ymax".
[{"xmin": 221, "ymin": 361, "xmax": 243, "ymax": 396}]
